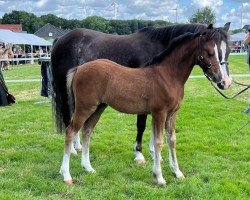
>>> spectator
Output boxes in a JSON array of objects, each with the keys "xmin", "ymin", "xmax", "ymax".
[
  {"xmin": 243, "ymin": 29, "xmax": 250, "ymax": 71},
  {"xmin": 0, "ymin": 70, "xmax": 15, "ymax": 106}
]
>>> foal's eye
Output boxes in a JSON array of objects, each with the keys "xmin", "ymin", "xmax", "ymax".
[{"xmin": 208, "ymin": 52, "xmax": 215, "ymax": 56}]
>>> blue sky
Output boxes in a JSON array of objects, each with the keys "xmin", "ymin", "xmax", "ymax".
[{"xmin": 0, "ymin": 0, "xmax": 249, "ymax": 30}]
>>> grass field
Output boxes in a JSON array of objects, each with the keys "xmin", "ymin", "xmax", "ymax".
[{"xmin": 0, "ymin": 55, "xmax": 249, "ymax": 200}]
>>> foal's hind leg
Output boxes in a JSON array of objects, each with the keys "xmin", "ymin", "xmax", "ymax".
[
  {"xmin": 60, "ymin": 108, "xmax": 95, "ymax": 184},
  {"xmin": 70, "ymin": 132, "xmax": 82, "ymax": 155},
  {"xmin": 152, "ymin": 111, "xmax": 167, "ymax": 185},
  {"xmin": 81, "ymin": 104, "xmax": 107, "ymax": 172},
  {"xmin": 166, "ymin": 113, "xmax": 185, "ymax": 179},
  {"xmin": 134, "ymin": 114, "xmax": 147, "ymax": 164},
  {"xmin": 149, "ymin": 130, "xmax": 163, "ymax": 162}
]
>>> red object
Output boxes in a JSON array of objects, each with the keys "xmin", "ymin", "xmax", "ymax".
[{"xmin": 0, "ymin": 24, "xmax": 22, "ymax": 31}]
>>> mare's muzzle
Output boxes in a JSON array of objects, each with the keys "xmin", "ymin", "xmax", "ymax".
[{"xmin": 217, "ymin": 62, "xmax": 232, "ymax": 90}]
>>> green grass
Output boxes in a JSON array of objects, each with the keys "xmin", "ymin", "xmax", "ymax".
[{"xmin": 0, "ymin": 56, "xmax": 249, "ymax": 199}]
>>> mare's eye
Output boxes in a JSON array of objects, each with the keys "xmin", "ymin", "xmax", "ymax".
[{"xmin": 208, "ymin": 52, "xmax": 214, "ymax": 56}]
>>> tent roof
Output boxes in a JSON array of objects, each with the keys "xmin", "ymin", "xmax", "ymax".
[
  {"xmin": 230, "ymin": 32, "xmax": 245, "ymax": 42},
  {"xmin": 242, "ymin": 25, "xmax": 250, "ymax": 30},
  {"xmin": 0, "ymin": 29, "xmax": 52, "ymax": 46},
  {"xmin": 16, "ymin": 32, "xmax": 51, "ymax": 46}
]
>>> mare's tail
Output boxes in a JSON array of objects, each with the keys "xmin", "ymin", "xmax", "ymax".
[{"xmin": 66, "ymin": 68, "xmax": 78, "ymax": 117}]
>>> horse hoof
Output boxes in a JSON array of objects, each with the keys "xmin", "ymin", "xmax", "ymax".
[
  {"xmin": 76, "ymin": 148, "xmax": 82, "ymax": 153},
  {"xmin": 83, "ymin": 166, "xmax": 96, "ymax": 173},
  {"xmin": 70, "ymin": 148, "xmax": 78, "ymax": 156},
  {"xmin": 65, "ymin": 179, "xmax": 73, "ymax": 185},
  {"xmin": 87, "ymin": 168, "xmax": 96, "ymax": 173},
  {"xmin": 135, "ymin": 158, "xmax": 146, "ymax": 164},
  {"xmin": 175, "ymin": 171, "xmax": 185, "ymax": 179},
  {"xmin": 177, "ymin": 174, "xmax": 185, "ymax": 179},
  {"xmin": 157, "ymin": 178, "xmax": 166, "ymax": 185}
]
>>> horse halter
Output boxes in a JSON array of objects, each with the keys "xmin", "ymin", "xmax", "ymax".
[{"xmin": 196, "ymin": 35, "xmax": 220, "ymax": 71}]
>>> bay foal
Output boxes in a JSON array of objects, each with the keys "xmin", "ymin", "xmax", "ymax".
[{"xmin": 60, "ymin": 28, "xmax": 232, "ymax": 185}]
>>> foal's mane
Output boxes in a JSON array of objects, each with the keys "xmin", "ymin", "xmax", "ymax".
[{"xmin": 143, "ymin": 32, "xmax": 201, "ymax": 67}]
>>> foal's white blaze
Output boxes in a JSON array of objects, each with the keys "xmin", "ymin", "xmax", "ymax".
[{"xmin": 214, "ymin": 43, "xmax": 223, "ymax": 80}]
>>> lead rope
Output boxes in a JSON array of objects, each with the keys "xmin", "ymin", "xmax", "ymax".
[
  {"xmin": 205, "ymin": 75, "xmax": 250, "ymax": 99},
  {"xmin": 233, "ymin": 79, "xmax": 250, "ymax": 87}
]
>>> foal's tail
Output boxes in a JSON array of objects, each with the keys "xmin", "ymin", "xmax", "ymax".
[{"xmin": 67, "ymin": 67, "xmax": 77, "ymax": 116}]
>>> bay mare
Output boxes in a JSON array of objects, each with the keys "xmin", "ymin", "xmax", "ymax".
[
  {"xmin": 51, "ymin": 23, "xmax": 231, "ymax": 162},
  {"xmin": 60, "ymin": 28, "xmax": 232, "ymax": 185}
]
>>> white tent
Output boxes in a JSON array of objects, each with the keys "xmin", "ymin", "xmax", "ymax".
[
  {"xmin": 0, "ymin": 29, "xmax": 30, "ymax": 44},
  {"xmin": 16, "ymin": 32, "xmax": 51, "ymax": 46},
  {"xmin": 230, "ymin": 32, "xmax": 245, "ymax": 42},
  {"xmin": 0, "ymin": 29, "xmax": 52, "ymax": 46}
]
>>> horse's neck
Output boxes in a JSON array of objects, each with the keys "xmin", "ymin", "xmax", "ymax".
[{"xmin": 158, "ymin": 38, "xmax": 199, "ymax": 85}]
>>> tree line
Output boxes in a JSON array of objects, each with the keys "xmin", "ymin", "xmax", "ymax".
[
  {"xmin": 0, "ymin": 11, "xmax": 173, "ymax": 34},
  {"xmin": 0, "ymin": 7, "xmax": 217, "ymax": 35}
]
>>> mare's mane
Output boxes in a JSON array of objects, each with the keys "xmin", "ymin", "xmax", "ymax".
[
  {"xmin": 143, "ymin": 32, "xmax": 201, "ymax": 67},
  {"xmin": 138, "ymin": 24, "xmax": 206, "ymax": 43}
]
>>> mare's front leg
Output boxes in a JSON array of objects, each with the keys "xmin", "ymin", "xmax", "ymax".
[
  {"xmin": 134, "ymin": 114, "xmax": 147, "ymax": 164},
  {"xmin": 152, "ymin": 111, "xmax": 167, "ymax": 185},
  {"xmin": 166, "ymin": 113, "xmax": 185, "ymax": 179}
]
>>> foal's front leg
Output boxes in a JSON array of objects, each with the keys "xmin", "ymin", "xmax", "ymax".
[
  {"xmin": 166, "ymin": 114, "xmax": 185, "ymax": 179},
  {"xmin": 152, "ymin": 112, "xmax": 167, "ymax": 185}
]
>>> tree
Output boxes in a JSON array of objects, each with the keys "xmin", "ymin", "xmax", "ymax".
[
  {"xmin": 189, "ymin": 6, "xmax": 216, "ymax": 25},
  {"xmin": 83, "ymin": 16, "xmax": 110, "ymax": 33},
  {"xmin": 40, "ymin": 14, "xmax": 64, "ymax": 28},
  {"xmin": 1, "ymin": 10, "xmax": 41, "ymax": 33},
  {"xmin": 109, "ymin": 20, "xmax": 131, "ymax": 34}
]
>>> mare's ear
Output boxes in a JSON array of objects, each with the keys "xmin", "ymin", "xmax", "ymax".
[
  {"xmin": 207, "ymin": 24, "xmax": 213, "ymax": 29},
  {"xmin": 223, "ymin": 22, "xmax": 231, "ymax": 32},
  {"xmin": 205, "ymin": 29, "xmax": 217, "ymax": 41}
]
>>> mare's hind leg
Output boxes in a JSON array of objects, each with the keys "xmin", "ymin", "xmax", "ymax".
[
  {"xmin": 134, "ymin": 114, "xmax": 147, "ymax": 164},
  {"xmin": 81, "ymin": 104, "xmax": 107, "ymax": 172},
  {"xmin": 166, "ymin": 113, "xmax": 185, "ymax": 179},
  {"xmin": 60, "ymin": 107, "xmax": 96, "ymax": 184}
]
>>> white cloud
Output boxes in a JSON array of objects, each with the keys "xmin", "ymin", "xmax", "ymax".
[
  {"xmin": 36, "ymin": 0, "xmax": 48, "ymax": 8},
  {"xmin": 0, "ymin": 0, "xmax": 249, "ymax": 30}
]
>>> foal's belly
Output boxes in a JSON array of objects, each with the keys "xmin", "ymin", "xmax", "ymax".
[{"xmin": 103, "ymin": 79, "xmax": 150, "ymax": 114}]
